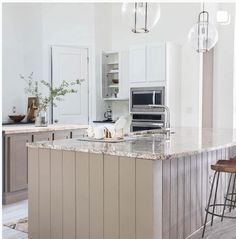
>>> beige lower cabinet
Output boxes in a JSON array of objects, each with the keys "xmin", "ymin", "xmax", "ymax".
[
  {"xmin": 33, "ymin": 132, "xmax": 53, "ymax": 142},
  {"xmin": 71, "ymin": 129, "xmax": 86, "ymax": 138},
  {"xmin": 3, "ymin": 134, "xmax": 32, "ymax": 204},
  {"xmin": 54, "ymin": 130, "xmax": 71, "ymax": 140},
  {"xmin": 2, "ymin": 129, "xmax": 86, "ymax": 204}
]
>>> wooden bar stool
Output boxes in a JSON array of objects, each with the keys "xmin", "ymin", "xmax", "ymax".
[{"xmin": 202, "ymin": 160, "xmax": 236, "ymax": 237}]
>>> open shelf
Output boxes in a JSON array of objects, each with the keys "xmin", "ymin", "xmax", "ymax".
[
  {"xmin": 108, "ymin": 84, "xmax": 119, "ymax": 88},
  {"xmin": 102, "ymin": 51, "xmax": 120, "ymax": 99}
]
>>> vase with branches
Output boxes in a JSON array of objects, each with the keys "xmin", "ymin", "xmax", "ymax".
[{"xmin": 21, "ymin": 72, "xmax": 80, "ymax": 126}]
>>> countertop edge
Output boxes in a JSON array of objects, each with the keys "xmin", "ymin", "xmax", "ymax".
[
  {"xmin": 2, "ymin": 125, "xmax": 88, "ymax": 135},
  {"xmin": 26, "ymin": 141, "xmax": 236, "ymax": 161}
]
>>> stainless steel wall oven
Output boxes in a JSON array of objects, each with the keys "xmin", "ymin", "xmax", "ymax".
[{"xmin": 130, "ymin": 87, "xmax": 165, "ymax": 132}]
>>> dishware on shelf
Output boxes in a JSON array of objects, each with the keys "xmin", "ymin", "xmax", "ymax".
[{"xmin": 112, "ymin": 79, "xmax": 119, "ymax": 84}]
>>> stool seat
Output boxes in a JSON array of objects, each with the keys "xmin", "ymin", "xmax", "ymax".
[{"xmin": 211, "ymin": 160, "xmax": 236, "ymax": 173}]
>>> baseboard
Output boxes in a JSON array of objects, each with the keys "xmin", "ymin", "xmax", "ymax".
[{"xmin": 3, "ymin": 190, "xmax": 28, "ymax": 205}]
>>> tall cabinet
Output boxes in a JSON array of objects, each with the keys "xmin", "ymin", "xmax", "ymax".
[{"xmin": 129, "ymin": 42, "xmax": 182, "ymax": 127}]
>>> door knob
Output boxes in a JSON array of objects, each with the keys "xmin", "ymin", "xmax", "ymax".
[
  {"xmin": 54, "ymin": 119, "xmax": 58, "ymax": 123},
  {"xmin": 77, "ymin": 78, "xmax": 85, "ymax": 83}
]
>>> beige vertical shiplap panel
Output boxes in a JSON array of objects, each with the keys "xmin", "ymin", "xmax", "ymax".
[
  {"xmin": 104, "ymin": 155, "xmax": 119, "ymax": 239},
  {"xmin": 76, "ymin": 152, "xmax": 90, "ymax": 239},
  {"xmin": 190, "ymin": 155, "xmax": 197, "ymax": 233},
  {"xmin": 28, "ymin": 147, "xmax": 39, "ymax": 239},
  {"xmin": 202, "ymin": 152, "xmax": 208, "ymax": 224},
  {"xmin": 177, "ymin": 157, "xmax": 185, "ymax": 239},
  {"xmin": 170, "ymin": 159, "xmax": 178, "ymax": 239},
  {"xmin": 153, "ymin": 160, "xmax": 163, "ymax": 239},
  {"xmin": 207, "ymin": 151, "xmax": 213, "ymax": 201},
  {"xmin": 51, "ymin": 149, "xmax": 63, "ymax": 239},
  {"xmin": 184, "ymin": 157, "xmax": 191, "ymax": 238},
  {"xmin": 39, "ymin": 148, "xmax": 51, "ymax": 239},
  {"xmin": 136, "ymin": 159, "xmax": 153, "ymax": 239},
  {"xmin": 196, "ymin": 153, "xmax": 202, "ymax": 228},
  {"xmin": 221, "ymin": 148, "xmax": 227, "ymax": 212},
  {"xmin": 218, "ymin": 149, "xmax": 223, "ymax": 215},
  {"xmin": 63, "ymin": 151, "xmax": 76, "ymax": 239},
  {"xmin": 90, "ymin": 153, "xmax": 104, "ymax": 239},
  {"xmin": 162, "ymin": 159, "xmax": 171, "ymax": 239},
  {"xmin": 120, "ymin": 157, "xmax": 135, "ymax": 239}
]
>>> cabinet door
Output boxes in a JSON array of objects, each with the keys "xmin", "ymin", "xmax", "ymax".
[
  {"xmin": 71, "ymin": 129, "xmax": 86, "ymax": 138},
  {"xmin": 129, "ymin": 46, "xmax": 146, "ymax": 84},
  {"xmin": 118, "ymin": 51, "xmax": 129, "ymax": 99},
  {"xmin": 33, "ymin": 132, "xmax": 53, "ymax": 142},
  {"xmin": 54, "ymin": 131, "xmax": 71, "ymax": 140},
  {"xmin": 146, "ymin": 43, "xmax": 166, "ymax": 83},
  {"xmin": 7, "ymin": 134, "xmax": 32, "ymax": 192}
]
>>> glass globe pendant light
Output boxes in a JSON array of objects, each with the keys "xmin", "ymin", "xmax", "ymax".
[
  {"xmin": 122, "ymin": 2, "xmax": 161, "ymax": 33},
  {"xmin": 188, "ymin": 5, "xmax": 218, "ymax": 53}
]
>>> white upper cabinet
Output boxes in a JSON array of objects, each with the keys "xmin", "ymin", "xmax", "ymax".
[
  {"xmin": 129, "ymin": 43, "xmax": 166, "ymax": 87},
  {"xmin": 129, "ymin": 46, "xmax": 146, "ymax": 84},
  {"xmin": 146, "ymin": 43, "xmax": 166, "ymax": 83}
]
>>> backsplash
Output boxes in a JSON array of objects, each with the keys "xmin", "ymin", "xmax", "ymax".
[{"xmin": 111, "ymin": 101, "xmax": 129, "ymax": 121}]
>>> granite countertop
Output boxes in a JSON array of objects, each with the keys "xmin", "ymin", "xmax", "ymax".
[
  {"xmin": 27, "ymin": 128, "xmax": 236, "ymax": 160},
  {"xmin": 2, "ymin": 124, "xmax": 88, "ymax": 134}
]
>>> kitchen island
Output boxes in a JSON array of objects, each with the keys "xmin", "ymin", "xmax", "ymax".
[{"xmin": 27, "ymin": 128, "xmax": 236, "ymax": 239}]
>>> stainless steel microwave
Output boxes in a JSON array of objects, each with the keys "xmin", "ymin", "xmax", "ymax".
[{"xmin": 130, "ymin": 87, "xmax": 165, "ymax": 112}]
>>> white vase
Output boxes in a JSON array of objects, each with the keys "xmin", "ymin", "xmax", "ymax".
[{"xmin": 35, "ymin": 110, "xmax": 48, "ymax": 127}]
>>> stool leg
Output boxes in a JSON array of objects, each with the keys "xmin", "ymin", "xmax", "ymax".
[
  {"xmin": 211, "ymin": 172, "xmax": 220, "ymax": 226},
  {"xmin": 221, "ymin": 173, "xmax": 233, "ymax": 221},
  {"xmin": 229, "ymin": 173, "xmax": 236, "ymax": 212},
  {"xmin": 202, "ymin": 171, "xmax": 217, "ymax": 238},
  {"xmin": 233, "ymin": 173, "xmax": 236, "ymax": 209}
]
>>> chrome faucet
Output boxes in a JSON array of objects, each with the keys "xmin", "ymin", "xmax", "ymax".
[{"xmin": 148, "ymin": 104, "xmax": 171, "ymax": 138}]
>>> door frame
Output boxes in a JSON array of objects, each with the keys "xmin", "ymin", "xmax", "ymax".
[{"xmin": 50, "ymin": 44, "xmax": 90, "ymax": 124}]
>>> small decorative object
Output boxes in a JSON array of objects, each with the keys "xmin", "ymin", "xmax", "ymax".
[
  {"xmin": 8, "ymin": 115, "xmax": 25, "ymax": 123},
  {"xmin": 114, "ymin": 88, "xmax": 119, "ymax": 98},
  {"xmin": 8, "ymin": 106, "xmax": 25, "ymax": 123},
  {"xmin": 94, "ymin": 126, "xmax": 105, "ymax": 139},
  {"xmin": 21, "ymin": 72, "xmax": 80, "ymax": 127},
  {"xmin": 104, "ymin": 127, "xmax": 112, "ymax": 139},
  {"xmin": 122, "ymin": 2, "xmax": 161, "ymax": 33},
  {"xmin": 35, "ymin": 110, "xmax": 47, "ymax": 127},
  {"xmin": 188, "ymin": 4, "xmax": 218, "ymax": 53},
  {"xmin": 26, "ymin": 97, "xmax": 38, "ymax": 123}
]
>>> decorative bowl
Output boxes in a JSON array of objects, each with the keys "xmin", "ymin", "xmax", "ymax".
[{"xmin": 8, "ymin": 115, "xmax": 25, "ymax": 123}]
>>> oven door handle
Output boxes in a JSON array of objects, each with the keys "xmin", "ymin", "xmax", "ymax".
[
  {"xmin": 152, "ymin": 91, "xmax": 155, "ymax": 105},
  {"xmin": 130, "ymin": 111, "xmax": 165, "ymax": 115},
  {"xmin": 131, "ymin": 122, "xmax": 164, "ymax": 127}
]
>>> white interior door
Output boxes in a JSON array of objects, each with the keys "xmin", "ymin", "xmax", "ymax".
[{"xmin": 51, "ymin": 46, "xmax": 88, "ymax": 124}]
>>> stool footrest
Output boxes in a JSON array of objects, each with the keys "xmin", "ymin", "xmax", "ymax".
[{"xmin": 205, "ymin": 204, "xmax": 236, "ymax": 219}]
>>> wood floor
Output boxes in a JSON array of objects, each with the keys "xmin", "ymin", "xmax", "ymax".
[
  {"xmin": 2, "ymin": 199, "xmax": 235, "ymax": 239},
  {"xmin": 188, "ymin": 208, "xmax": 236, "ymax": 239},
  {"xmin": 2, "ymin": 200, "xmax": 28, "ymax": 239}
]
